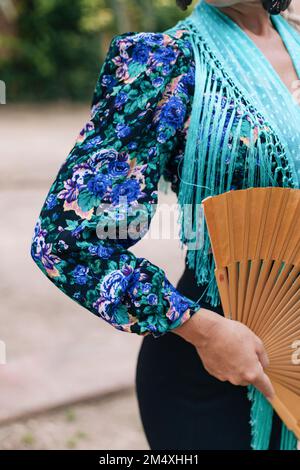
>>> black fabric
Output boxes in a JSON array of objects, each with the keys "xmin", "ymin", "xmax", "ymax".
[{"xmin": 135, "ymin": 263, "xmax": 283, "ymax": 450}]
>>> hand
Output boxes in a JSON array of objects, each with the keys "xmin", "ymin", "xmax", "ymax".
[{"xmin": 173, "ymin": 308, "xmax": 275, "ymax": 400}]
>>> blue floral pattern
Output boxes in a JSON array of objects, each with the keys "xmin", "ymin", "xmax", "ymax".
[{"xmin": 30, "ymin": 29, "xmax": 202, "ymax": 337}]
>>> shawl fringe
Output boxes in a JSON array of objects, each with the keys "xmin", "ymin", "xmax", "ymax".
[{"xmin": 163, "ymin": 2, "xmax": 298, "ymax": 449}]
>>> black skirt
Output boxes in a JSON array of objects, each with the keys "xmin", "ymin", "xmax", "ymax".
[{"xmin": 135, "ymin": 262, "xmax": 283, "ymax": 450}]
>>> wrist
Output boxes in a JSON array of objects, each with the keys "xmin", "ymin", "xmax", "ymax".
[{"xmin": 172, "ymin": 307, "xmax": 224, "ymax": 346}]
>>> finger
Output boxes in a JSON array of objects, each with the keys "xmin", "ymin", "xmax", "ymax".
[
  {"xmin": 254, "ymin": 336, "xmax": 270, "ymax": 370},
  {"xmin": 252, "ymin": 368, "xmax": 275, "ymax": 400},
  {"xmin": 256, "ymin": 347, "xmax": 270, "ymax": 370}
]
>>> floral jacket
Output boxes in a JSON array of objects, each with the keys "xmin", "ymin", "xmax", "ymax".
[{"xmin": 30, "ymin": 28, "xmax": 203, "ymax": 337}]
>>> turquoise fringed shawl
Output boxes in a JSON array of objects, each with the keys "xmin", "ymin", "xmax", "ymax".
[{"xmin": 166, "ymin": 0, "xmax": 300, "ymax": 451}]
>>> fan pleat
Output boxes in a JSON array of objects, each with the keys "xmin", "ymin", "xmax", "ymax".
[{"xmin": 202, "ymin": 187, "xmax": 300, "ymax": 439}]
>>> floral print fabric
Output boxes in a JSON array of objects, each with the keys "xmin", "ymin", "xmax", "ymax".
[{"xmin": 30, "ymin": 29, "xmax": 202, "ymax": 337}]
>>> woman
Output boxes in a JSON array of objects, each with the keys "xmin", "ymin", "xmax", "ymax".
[{"xmin": 30, "ymin": 0, "xmax": 300, "ymax": 450}]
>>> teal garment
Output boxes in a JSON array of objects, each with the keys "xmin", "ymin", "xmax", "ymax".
[
  {"xmin": 269, "ymin": 13, "xmax": 300, "ymax": 181},
  {"xmin": 173, "ymin": 0, "xmax": 300, "ymax": 308},
  {"xmin": 192, "ymin": 1, "xmax": 300, "ymax": 184},
  {"xmin": 177, "ymin": 0, "xmax": 300, "ymax": 450}
]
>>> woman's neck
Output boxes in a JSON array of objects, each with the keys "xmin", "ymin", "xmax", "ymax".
[{"xmin": 218, "ymin": 3, "xmax": 274, "ymax": 36}]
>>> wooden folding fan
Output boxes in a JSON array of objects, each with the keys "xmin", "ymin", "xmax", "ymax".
[{"xmin": 201, "ymin": 187, "xmax": 300, "ymax": 439}]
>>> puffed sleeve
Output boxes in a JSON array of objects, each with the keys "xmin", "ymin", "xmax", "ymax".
[{"xmin": 30, "ymin": 31, "xmax": 201, "ymax": 337}]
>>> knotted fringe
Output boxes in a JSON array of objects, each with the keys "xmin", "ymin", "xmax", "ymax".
[
  {"xmin": 247, "ymin": 386, "xmax": 274, "ymax": 450},
  {"xmin": 280, "ymin": 422, "xmax": 298, "ymax": 450},
  {"xmin": 169, "ymin": 16, "xmax": 298, "ymax": 450},
  {"xmin": 175, "ymin": 21, "xmax": 285, "ymax": 308},
  {"xmin": 247, "ymin": 386, "xmax": 298, "ymax": 450}
]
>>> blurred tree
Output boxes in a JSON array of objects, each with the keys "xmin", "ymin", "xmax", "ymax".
[
  {"xmin": 0, "ymin": 0, "xmax": 192, "ymax": 102},
  {"xmin": 1, "ymin": 0, "xmax": 108, "ymax": 100},
  {"xmin": 111, "ymin": 0, "xmax": 132, "ymax": 33},
  {"xmin": 136, "ymin": 0, "xmax": 156, "ymax": 31}
]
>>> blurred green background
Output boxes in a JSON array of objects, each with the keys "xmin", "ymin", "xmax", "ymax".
[
  {"xmin": 0, "ymin": 0, "xmax": 192, "ymax": 102},
  {"xmin": 0, "ymin": 2, "xmax": 198, "ymax": 450}
]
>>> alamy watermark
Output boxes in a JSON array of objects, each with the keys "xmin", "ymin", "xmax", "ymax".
[
  {"xmin": 291, "ymin": 340, "xmax": 300, "ymax": 366},
  {"xmin": 95, "ymin": 199, "xmax": 205, "ymax": 251}
]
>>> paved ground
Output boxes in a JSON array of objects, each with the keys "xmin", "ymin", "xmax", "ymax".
[
  {"xmin": 0, "ymin": 103, "xmax": 187, "ymax": 448},
  {"xmin": 0, "ymin": 389, "xmax": 148, "ymax": 450}
]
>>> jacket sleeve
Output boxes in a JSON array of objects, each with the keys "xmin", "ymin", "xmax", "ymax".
[{"xmin": 30, "ymin": 31, "xmax": 201, "ymax": 337}]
